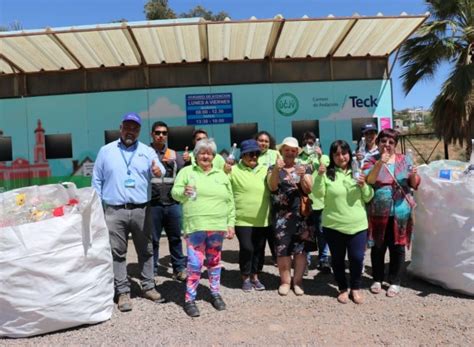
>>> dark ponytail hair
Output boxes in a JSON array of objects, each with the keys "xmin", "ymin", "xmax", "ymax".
[{"xmin": 326, "ymin": 140, "xmax": 353, "ymax": 181}]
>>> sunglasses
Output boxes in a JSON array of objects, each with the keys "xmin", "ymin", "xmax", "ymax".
[
  {"xmin": 380, "ymin": 138, "xmax": 396, "ymax": 145},
  {"xmin": 154, "ymin": 130, "xmax": 168, "ymax": 136},
  {"xmin": 244, "ymin": 151, "xmax": 259, "ymax": 157}
]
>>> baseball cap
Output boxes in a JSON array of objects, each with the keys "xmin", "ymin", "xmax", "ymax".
[
  {"xmin": 361, "ymin": 122, "xmax": 378, "ymax": 134},
  {"xmin": 122, "ymin": 112, "xmax": 141, "ymax": 126}
]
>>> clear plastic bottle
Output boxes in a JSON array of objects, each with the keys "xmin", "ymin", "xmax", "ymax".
[
  {"xmin": 292, "ymin": 161, "xmax": 301, "ymax": 183},
  {"xmin": 315, "ymin": 138, "xmax": 321, "ymax": 149},
  {"xmin": 358, "ymin": 137, "xmax": 366, "ymax": 156},
  {"xmin": 227, "ymin": 143, "xmax": 237, "ymax": 163},
  {"xmin": 351, "ymin": 156, "xmax": 360, "ymax": 180},
  {"xmin": 406, "ymin": 148, "xmax": 414, "ymax": 171},
  {"xmin": 187, "ymin": 176, "xmax": 197, "ymax": 201}
]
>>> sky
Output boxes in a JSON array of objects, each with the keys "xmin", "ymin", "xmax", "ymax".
[{"xmin": 0, "ymin": 0, "xmax": 449, "ymax": 111}]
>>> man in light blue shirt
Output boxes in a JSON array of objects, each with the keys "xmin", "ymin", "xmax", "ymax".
[{"xmin": 92, "ymin": 112, "xmax": 166, "ymax": 312}]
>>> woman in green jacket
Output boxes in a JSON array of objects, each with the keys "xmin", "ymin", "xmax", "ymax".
[
  {"xmin": 313, "ymin": 140, "xmax": 373, "ymax": 305},
  {"xmin": 228, "ymin": 139, "xmax": 271, "ymax": 292},
  {"xmin": 171, "ymin": 138, "xmax": 235, "ymax": 317}
]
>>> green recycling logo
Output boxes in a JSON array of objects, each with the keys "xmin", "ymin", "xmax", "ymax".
[{"xmin": 276, "ymin": 93, "xmax": 299, "ymax": 116}]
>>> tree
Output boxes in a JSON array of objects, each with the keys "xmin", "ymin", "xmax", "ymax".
[
  {"xmin": 144, "ymin": 0, "xmax": 176, "ymax": 20},
  {"xmin": 399, "ymin": 0, "xmax": 474, "ymax": 158},
  {"xmin": 0, "ymin": 20, "xmax": 22, "ymax": 31},
  {"xmin": 179, "ymin": 5, "xmax": 229, "ymax": 21},
  {"xmin": 144, "ymin": 1, "xmax": 229, "ymax": 21}
]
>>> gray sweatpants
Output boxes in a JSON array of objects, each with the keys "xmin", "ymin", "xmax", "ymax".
[{"xmin": 105, "ymin": 205, "xmax": 155, "ymax": 295}]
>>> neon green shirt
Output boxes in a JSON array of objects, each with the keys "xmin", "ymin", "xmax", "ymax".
[
  {"xmin": 171, "ymin": 164, "xmax": 235, "ymax": 235},
  {"xmin": 307, "ymin": 154, "xmax": 330, "ymax": 210},
  {"xmin": 313, "ymin": 168, "xmax": 374, "ymax": 234},
  {"xmin": 258, "ymin": 149, "xmax": 281, "ymax": 168},
  {"xmin": 229, "ymin": 162, "xmax": 270, "ymax": 227}
]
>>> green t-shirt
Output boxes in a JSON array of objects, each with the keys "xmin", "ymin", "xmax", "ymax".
[
  {"xmin": 171, "ymin": 164, "xmax": 235, "ymax": 235},
  {"xmin": 229, "ymin": 162, "xmax": 270, "ymax": 227},
  {"xmin": 258, "ymin": 149, "xmax": 281, "ymax": 168},
  {"xmin": 313, "ymin": 168, "xmax": 374, "ymax": 234},
  {"xmin": 306, "ymin": 154, "xmax": 330, "ymax": 210}
]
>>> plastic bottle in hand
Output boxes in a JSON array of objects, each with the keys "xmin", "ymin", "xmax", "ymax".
[
  {"xmin": 188, "ymin": 176, "xmax": 197, "ymax": 200},
  {"xmin": 292, "ymin": 161, "xmax": 301, "ymax": 183},
  {"xmin": 406, "ymin": 148, "xmax": 414, "ymax": 171},
  {"xmin": 358, "ymin": 137, "xmax": 366, "ymax": 156},
  {"xmin": 351, "ymin": 156, "xmax": 360, "ymax": 180},
  {"xmin": 315, "ymin": 138, "xmax": 321, "ymax": 149},
  {"xmin": 227, "ymin": 143, "xmax": 237, "ymax": 163}
]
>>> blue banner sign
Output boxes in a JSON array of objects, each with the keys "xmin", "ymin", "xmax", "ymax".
[{"xmin": 186, "ymin": 93, "xmax": 233, "ymax": 125}]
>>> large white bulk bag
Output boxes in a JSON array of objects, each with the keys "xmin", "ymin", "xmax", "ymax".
[
  {"xmin": 408, "ymin": 161, "xmax": 474, "ymax": 296},
  {"xmin": 0, "ymin": 185, "xmax": 114, "ymax": 337}
]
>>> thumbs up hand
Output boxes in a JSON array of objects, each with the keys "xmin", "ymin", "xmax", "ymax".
[
  {"xmin": 182, "ymin": 146, "xmax": 190, "ymax": 162},
  {"xmin": 151, "ymin": 159, "xmax": 162, "ymax": 177},
  {"xmin": 380, "ymin": 146, "xmax": 390, "ymax": 164},
  {"xmin": 318, "ymin": 162, "xmax": 326, "ymax": 176}
]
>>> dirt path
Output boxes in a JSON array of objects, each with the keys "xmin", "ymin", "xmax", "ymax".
[{"xmin": 2, "ymin": 238, "xmax": 473, "ymax": 346}]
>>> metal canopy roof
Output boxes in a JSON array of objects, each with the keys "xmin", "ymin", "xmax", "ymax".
[{"xmin": 0, "ymin": 14, "xmax": 428, "ymax": 75}]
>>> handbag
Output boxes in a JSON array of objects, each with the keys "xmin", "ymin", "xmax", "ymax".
[{"xmin": 300, "ymin": 193, "xmax": 312, "ymax": 217}]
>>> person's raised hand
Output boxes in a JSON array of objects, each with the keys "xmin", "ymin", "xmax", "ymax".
[
  {"xmin": 151, "ymin": 160, "xmax": 162, "ymax": 177},
  {"xmin": 182, "ymin": 146, "xmax": 190, "ymax": 162},
  {"xmin": 357, "ymin": 172, "xmax": 366, "ymax": 187},
  {"xmin": 380, "ymin": 146, "xmax": 390, "ymax": 164},
  {"xmin": 318, "ymin": 162, "xmax": 326, "ymax": 176}
]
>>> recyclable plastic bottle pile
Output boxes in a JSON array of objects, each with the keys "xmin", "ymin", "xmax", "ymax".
[{"xmin": 0, "ymin": 183, "xmax": 86, "ymax": 227}]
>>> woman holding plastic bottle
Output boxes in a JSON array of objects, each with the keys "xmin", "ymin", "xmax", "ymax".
[
  {"xmin": 313, "ymin": 140, "xmax": 374, "ymax": 305},
  {"xmin": 363, "ymin": 128, "xmax": 420, "ymax": 298},
  {"xmin": 267, "ymin": 137, "xmax": 315, "ymax": 296},
  {"xmin": 171, "ymin": 138, "xmax": 235, "ymax": 317}
]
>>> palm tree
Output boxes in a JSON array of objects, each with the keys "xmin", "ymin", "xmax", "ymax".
[{"xmin": 399, "ymin": 0, "xmax": 473, "ymax": 159}]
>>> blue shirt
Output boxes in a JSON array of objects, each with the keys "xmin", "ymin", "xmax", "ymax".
[{"xmin": 92, "ymin": 139, "xmax": 165, "ymax": 205}]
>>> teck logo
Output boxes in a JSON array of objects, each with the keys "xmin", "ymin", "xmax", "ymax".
[
  {"xmin": 349, "ymin": 95, "xmax": 378, "ymax": 108},
  {"xmin": 276, "ymin": 93, "xmax": 299, "ymax": 116}
]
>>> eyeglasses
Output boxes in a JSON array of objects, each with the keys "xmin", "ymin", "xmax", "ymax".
[
  {"xmin": 154, "ymin": 130, "xmax": 168, "ymax": 136},
  {"xmin": 244, "ymin": 151, "xmax": 259, "ymax": 157},
  {"xmin": 380, "ymin": 138, "xmax": 396, "ymax": 145}
]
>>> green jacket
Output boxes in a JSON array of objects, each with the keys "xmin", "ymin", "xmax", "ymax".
[
  {"xmin": 171, "ymin": 164, "xmax": 235, "ymax": 235},
  {"xmin": 229, "ymin": 162, "xmax": 270, "ymax": 227},
  {"xmin": 313, "ymin": 168, "xmax": 373, "ymax": 234}
]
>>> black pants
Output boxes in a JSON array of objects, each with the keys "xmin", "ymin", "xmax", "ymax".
[
  {"xmin": 370, "ymin": 217, "xmax": 406, "ymax": 285},
  {"xmin": 235, "ymin": 226, "xmax": 269, "ymax": 276},
  {"xmin": 324, "ymin": 227, "xmax": 367, "ymax": 291}
]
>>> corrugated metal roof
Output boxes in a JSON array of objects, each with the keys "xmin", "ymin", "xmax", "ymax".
[{"xmin": 0, "ymin": 14, "xmax": 428, "ymax": 75}]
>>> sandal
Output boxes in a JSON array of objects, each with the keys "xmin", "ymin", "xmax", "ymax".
[
  {"xmin": 370, "ymin": 281, "xmax": 382, "ymax": 294},
  {"xmin": 386, "ymin": 284, "xmax": 401, "ymax": 297}
]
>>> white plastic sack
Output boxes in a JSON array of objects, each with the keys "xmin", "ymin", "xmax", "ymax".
[
  {"xmin": 0, "ymin": 185, "xmax": 114, "ymax": 337},
  {"xmin": 408, "ymin": 161, "xmax": 474, "ymax": 296}
]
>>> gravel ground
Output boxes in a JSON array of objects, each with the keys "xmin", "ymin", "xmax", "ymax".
[{"xmin": 2, "ymin": 237, "xmax": 473, "ymax": 346}]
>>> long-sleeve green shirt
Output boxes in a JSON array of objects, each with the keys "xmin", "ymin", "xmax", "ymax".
[
  {"xmin": 171, "ymin": 164, "xmax": 235, "ymax": 235},
  {"xmin": 306, "ymin": 154, "xmax": 330, "ymax": 210},
  {"xmin": 229, "ymin": 162, "xmax": 270, "ymax": 227},
  {"xmin": 313, "ymin": 168, "xmax": 374, "ymax": 234}
]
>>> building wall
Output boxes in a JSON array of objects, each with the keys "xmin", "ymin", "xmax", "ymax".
[{"xmin": 0, "ymin": 79, "xmax": 392, "ymax": 190}]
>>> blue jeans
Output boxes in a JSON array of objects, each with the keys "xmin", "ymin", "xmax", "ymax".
[
  {"xmin": 324, "ymin": 227, "xmax": 367, "ymax": 291},
  {"xmin": 312, "ymin": 209, "xmax": 330, "ymax": 263},
  {"xmin": 151, "ymin": 204, "xmax": 186, "ymax": 274}
]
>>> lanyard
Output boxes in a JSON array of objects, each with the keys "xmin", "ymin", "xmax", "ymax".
[{"xmin": 120, "ymin": 144, "xmax": 137, "ymax": 175}]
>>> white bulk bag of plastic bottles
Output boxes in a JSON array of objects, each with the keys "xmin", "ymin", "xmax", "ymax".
[
  {"xmin": 0, "ymin": 185, "xmax": 114, "ymax": 337},
  {"xmin": 408, "ymin": 161, "xmax": 474, "ymax": 296}
]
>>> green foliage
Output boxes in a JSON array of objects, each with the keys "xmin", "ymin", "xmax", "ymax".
[
  {"xmin": 144, "ymin": 1, "xmax": 229, "ymax": 21},
  {"xmin": 144, "ymin": 0, "xmax": 176, "ymax": 20},
  {"xmin": 179, "ymin": 5, "xmax": 229, "ymax": 21},
  {"xmin": 399, "ymin": 0, "xmax": 473, "ymax": 158}
]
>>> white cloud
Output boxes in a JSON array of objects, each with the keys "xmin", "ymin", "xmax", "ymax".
[
  {"xmin": 139, "ymin": 97, "xmax": 185, "ymax": 119},
  {"xmin": 325, "ymin": 100, "xmax": 373, "ymax": 120}
]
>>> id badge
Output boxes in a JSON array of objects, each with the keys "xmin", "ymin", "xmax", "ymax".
[{"xmin": 124, "ymin": 178, "xmax": 136, "ymax": 188}]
